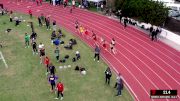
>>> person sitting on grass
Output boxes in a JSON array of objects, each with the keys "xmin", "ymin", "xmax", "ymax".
[
  {"xmin": 64, "ymin": 40, "xmax": 73, "ymax": 50},
  {"xmin": 51, "ymin": 31, "xmax": 57, "ymax": 44},
  {"xmin": 57, "ymin": 29, "xmax": 63, "ymax": 38},
  {"xmin": 14, "ymin": 16, "xmax": 21, "ymax": 26},
  {"xmin": 74, "ymin": 66, "xmax": 87, "ymax": 75},
  {"xmin": 53, "ymin": 38, "xmax": 60, "ymax": 46},
  {"xmin": 24, "ymin": 33, "xmax": 30, "ymax": 48},
  {"xmin": 75, "ymin": 51, "xmax": 80, "ymax": 60},
  {"xmin": 80, "ymin": 67, "xmax": 86, "ymax": 75}
]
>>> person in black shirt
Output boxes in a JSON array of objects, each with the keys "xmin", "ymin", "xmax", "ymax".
[
  {"xmin": 32, "ymin": 41, "xmax": 38, "ymax": 55},
  {"xmin": 45, "ymin": 17, "xmax": 50, "ymax": 30},
  {"xmin": 30, "ymin": 31, "xmax": 37, "ymax": 40},
  {"xmin": 149, "ymin": 26, "xmax": 153, "ymax": 37},
  {"xmin": 49, "ymin": 63, "xmax": 56, "ymax": 75},
  {"xmin": 105, "ymin": 67, "xmax": 112, "ymax": 85},
  {"xmin": 123, "ymin": 17, "xmax": 127, "ymax": 28},
  {"xmin": 151, "ymin": 29, "xmax": 156, "ymax": 41},
  {"xmin": 38, "ymin": 16, "xmax": 42, "ymax": 26}
]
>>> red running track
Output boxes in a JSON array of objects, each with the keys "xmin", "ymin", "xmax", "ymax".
[{"xmin": 1, "ymin": 0, "xmax": 180, "ymax": 101}]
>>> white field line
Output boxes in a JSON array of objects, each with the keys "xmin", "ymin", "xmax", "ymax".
[{"xmin": 0, "ymin": 51, "xmax": 8, "ymax": 68}]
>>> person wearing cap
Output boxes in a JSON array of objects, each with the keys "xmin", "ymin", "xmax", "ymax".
[{"xmin": 75, "ymin": 51, "xmax": 80, "ymax": 60}]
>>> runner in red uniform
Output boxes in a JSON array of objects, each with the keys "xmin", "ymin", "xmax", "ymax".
[{"xmin": 92, "ymin": 30, "xmax": 97, "ymax": 42}]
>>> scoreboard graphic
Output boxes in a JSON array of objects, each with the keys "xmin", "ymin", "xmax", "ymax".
[{"xmin": 150, "ymin": 90, "xmax": 178, "ymax": 99}]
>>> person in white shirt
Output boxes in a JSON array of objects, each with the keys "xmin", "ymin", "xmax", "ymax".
[{"xmin": 72, "ymin": 0, "xmax": 75, "ymax": 9}]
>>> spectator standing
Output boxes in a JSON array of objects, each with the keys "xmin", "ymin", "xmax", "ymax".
[
  {"xmin": 72, "ymin": 0, "xmax": 75, "ymax": 9},
  {"xmin": 116, "ymin": 76, "xmax": 123, "ymax": 96},
  {"xmin": 45, "ymin": 17, "xmax": 50, "ymax": 30},
  {"xmin": 52, "ymin": 20, "xmax": 56, "ymax": 31},
  {"xmin": 114, "ymin": 73, "xmax": 121, "ymax": 88},
  {"xmin": 38, "ymin": 16, "xmax": 42, "ymax": 26},
  {"xmin": 123, "ymin": 17, "xmax": 127, "ymax": 29},
  {"xmin": 28, "ymin": 9, "xmax": 32, "ymax": 19},
  {"xmin": 149, "ymin": 26, "xmax": 153, "ymax": 37},
  {"xmin": 94, "ymin": 45, "xmax": 100, "ymax": 62},
  {"xmin": 54, "ymin": 47, "xmax": 60, "ymax": 62},
  {"xmin": 32, "ymin": 41, "xmax": 38, "ymax": 55},
  {"xmin": 24, "ymin": 33, "xmax": 30, "ymax": 48},
  {"xmin": 100, "ymin": 3, "xmax": 103, "ymax": 12},
  {"xmin": 48, "ymin": 74, "xmax": 58, "ymax": 92},
  {"xmin": 38, "ymin": 43, "xmax": 45, "ymax": 64},
  {"xmin": 105, "ymin": 67, "xmax": 112, "ymax": 85},
  {"xmin": 55, "ymin": 81, "xmax": 64, "ymax": 100},
  {"xmin": 49, "ymin": 63, "xmax": 56, "ymax": 75},
  {"xmin": 151, "ymin": 29, "xmax": 156, "ymax": 41},
  {"xmin": 44, "ymin": 56, "xmax": 50, "ymax": 73},
  {"xmin": 9, "ymin": 11, "xmax": 13, "ymax": 22}
]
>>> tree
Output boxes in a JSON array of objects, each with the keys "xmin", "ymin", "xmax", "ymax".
[{"xmin": 114, "ymin": 0, "xmax": 169, "ymax": 26}]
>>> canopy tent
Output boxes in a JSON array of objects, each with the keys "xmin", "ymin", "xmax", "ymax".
[
  {"xmin": 86, "ymin": 0, "xmax": 105, "ymax": 10},
  {"xmin": 86, "ymin": 0, "xmax": 104, "ymax": 2}
]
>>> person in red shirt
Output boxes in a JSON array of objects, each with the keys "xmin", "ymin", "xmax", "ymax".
[
  {"xmin": 44, "ymin": 56, "xmax": 50, "ymax": 74},
  {"xmin": 55, "ymin": 81, "xmax": 64, "ymax": 100},
  {"xmin": 92, "ymin": 30, "xmax": 97, "ymax": 42},
  {"xmin": 84, "ymin": 28, "xmax": 89, "ymax": 39},
  {"xmin": 101, "ymin": 37, "xmax": 107, "ymax": 51},
  {"xmin": 28, "ymin": 9, "xmax": 32, "ymax": 19}
]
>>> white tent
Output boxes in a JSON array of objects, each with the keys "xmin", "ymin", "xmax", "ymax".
[
  {"xmin": 87, "ymin": 0, "xmax": 104, "ymax": 2},
  {"xmin": 86, "ymin": 0, "xmax": 105, "ymax": 10},
  {"xmin": 152, "ymin": 0, "xmax": 175, "ymax": 3}
]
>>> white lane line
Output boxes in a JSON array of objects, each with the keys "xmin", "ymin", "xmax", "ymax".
[{"xmin": 0, "ymin": 51, "xmax": 8, "ymax": 68}]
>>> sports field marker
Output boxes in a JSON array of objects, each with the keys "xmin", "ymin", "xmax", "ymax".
[{"xmin": 0, "ymin": 51, "xmax": 8, "ymax": 68}]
